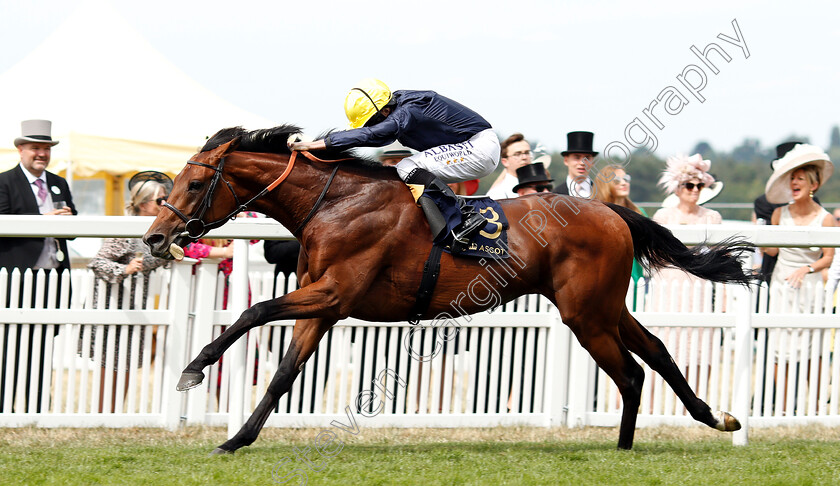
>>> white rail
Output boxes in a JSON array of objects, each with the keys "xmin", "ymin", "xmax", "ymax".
[{"xmin": 1, "ymin": 216, "xmax": 839, "ymax": 448}]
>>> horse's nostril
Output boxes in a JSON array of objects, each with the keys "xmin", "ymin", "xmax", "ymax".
[{"xmin": 144, "ymin": 233, "xmax": 164, "ymax": 249}]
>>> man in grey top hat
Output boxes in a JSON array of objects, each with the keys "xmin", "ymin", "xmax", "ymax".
[
  {"xmin": 378, "ymin": 141, "xmax": 414, "ymax": 167},
  {"xmin": 0, "ymin": 119, "xmax": 77, "ymax": 274},
  {"xmin": 0, "ymin": 119, "xmax": 77, "ymax": 412}
]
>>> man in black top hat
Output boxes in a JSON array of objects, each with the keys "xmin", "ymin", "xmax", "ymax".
[
  {"xmin": 753, "ymin": 141, "xmax": 812, "ymax": 284},
  {"xmin": 513, "ymin": 163, "xmax": 554, "ymax": 196},
  {"xmin": 552, "ymin": 131, "xmax": 598, "ymax": 197}
]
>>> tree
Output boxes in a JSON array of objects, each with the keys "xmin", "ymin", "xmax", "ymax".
[
  {"xmin": 830, "ymin": 125, "xmax": 840, "ymax": 149},
  {"xmin": 691, "ymin": 141, "xmax": 715, "ymax": 159},
  {"xmin": 731, "ymin": 138, "xmax": 762, "ymax": 163}
]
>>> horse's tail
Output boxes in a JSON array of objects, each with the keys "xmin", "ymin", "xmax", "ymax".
[{"xmin": 606, "ymin": 203, "xmax": 757, "ymax": 285}]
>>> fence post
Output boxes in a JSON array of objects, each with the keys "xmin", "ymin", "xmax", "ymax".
[
  {"xmin": 227, "ymin": 239, "xmax": 250, "ymax": 439},
  {"xmin": 732, "ymin": 284, "xmax": 752, "ymax": 446},
  {"xmin": 162, "ymin": 261, "xmax": 194, "ymax": 430},
  {"xmin": 185, "ymin": 259, "xmax": 222, "ymax": 425},
  {"xmin": 545, "ymin": 309, "xmax": 570, "ymax": 426},
  {"xmin": 565, "ymin": 325, "xmax": 592, "ymax": 428}
]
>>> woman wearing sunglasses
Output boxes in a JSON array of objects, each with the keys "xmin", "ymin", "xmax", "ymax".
[
  {"xmin": 650, "ymin": 154, "xmax": 723, "ymax": 307},
  {"xmin": 85, "ymin": 171, "xmax": 172, "ymax": 411},
  {"xmin": 594, "ymin": 165, "xmax": 647, "ymax": 286},
  {"xmin": 649, "ymin": 155, "xmax": 723, "ymax": 389}
]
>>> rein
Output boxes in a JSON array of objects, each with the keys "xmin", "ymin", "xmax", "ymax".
[{"xmin": 162, "ymin": 150, "xmax": 351, "ymax": 241}]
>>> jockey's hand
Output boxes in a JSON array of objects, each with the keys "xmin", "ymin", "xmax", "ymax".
[{"xmin": 288, "ymin": 140, "xmax": 327, "ymax": 152}]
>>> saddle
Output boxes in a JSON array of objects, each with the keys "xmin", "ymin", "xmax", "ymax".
[{"xmin": 408, "ymin": 192, "xmax": 510, "ymax": 323}]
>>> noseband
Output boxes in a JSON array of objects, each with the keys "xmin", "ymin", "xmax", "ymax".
[{"xmin": 161, "ymin": 150, "xmax": 346, "ymax": 241}]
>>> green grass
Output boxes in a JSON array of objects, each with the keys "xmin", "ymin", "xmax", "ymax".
[{"xmin": 1, "ymin": 426, "xmax": 839, "ymax": 485}]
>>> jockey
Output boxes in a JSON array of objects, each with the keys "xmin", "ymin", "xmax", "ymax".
[{"xmin": 288, "ymin": 78, "xmax": 500, "ymax": 252}]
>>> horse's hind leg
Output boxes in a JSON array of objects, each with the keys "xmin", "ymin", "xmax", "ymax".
[
  {"xmin": 212, "ymin": 317, "xmax": 336, "ymax": 454},
  {"xmin": 617, "ymin": 307, "xmax": 740, "ymax": 432},
  {"xmin": 559, "ymin": 304, "xmax": 645, "ymax": 450}
]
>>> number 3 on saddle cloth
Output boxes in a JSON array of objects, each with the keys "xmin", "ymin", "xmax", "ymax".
[
  {"xmin": 407, "ymin": 187, "xmax": 510, "ymax": 323},
  {"xmin": 414, "ymin": 187, "xmax": 511, "ymax": 258}
]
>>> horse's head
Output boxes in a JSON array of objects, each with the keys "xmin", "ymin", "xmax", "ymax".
[{"xmin": 143, "ymin": 137, "xmax": 242, "ymax": 259}]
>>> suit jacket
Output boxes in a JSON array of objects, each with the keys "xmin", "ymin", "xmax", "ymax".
[
  {"xmin": 552, "ymin": 183, "xmax": 570, "ymax": 195},
  {"xmin": 552, "ymin": 177, "xmax": 593, "ymax": 196},
  {"xmin": 0, "ymin": 165, "xmax": 77, "ymax": 271}
]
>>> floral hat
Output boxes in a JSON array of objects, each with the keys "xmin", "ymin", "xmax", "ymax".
[{"xmin": 658, "ymin": 153, "xmax": 716, "ymax": 195}]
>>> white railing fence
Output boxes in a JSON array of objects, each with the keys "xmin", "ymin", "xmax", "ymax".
[
  {"xmin": 0, "ymin": 263, "xmax": 192, "ymax": 428},
  {"xmin": 1, "ymin": 217, "xmax": 840, "ymax": 448}
]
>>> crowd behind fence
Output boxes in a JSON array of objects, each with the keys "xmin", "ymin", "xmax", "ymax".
[{"xmin": 1, "ymin": 217, "xmax": 839, "ymax": 447}]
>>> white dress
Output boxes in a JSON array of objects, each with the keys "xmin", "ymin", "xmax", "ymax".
[{"xmin": 769, "ymin": 205, "xmax": 829, "ymax": 313}]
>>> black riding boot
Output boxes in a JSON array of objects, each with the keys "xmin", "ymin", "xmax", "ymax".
[
  {"xmin": 404, "ymin": 168, "xmax": 487, "ymax": 253},
  {"xmin": 451, "ymin": 200, "xmax": 487, "ymax": 253}
]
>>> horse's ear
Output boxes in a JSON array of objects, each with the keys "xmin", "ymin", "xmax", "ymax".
[{"xmin": 219, "ymin": 136, "xmax": 240, "ymax": 154}]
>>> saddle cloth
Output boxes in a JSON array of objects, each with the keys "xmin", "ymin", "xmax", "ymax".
[{"xmin": 420, "ymin": 192, "xmax": 510, "ymax": 259}]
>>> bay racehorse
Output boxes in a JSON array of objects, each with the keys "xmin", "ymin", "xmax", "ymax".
[{"xmin": 143, "ymin": 125, "xmax": 753, "ymax": 454}]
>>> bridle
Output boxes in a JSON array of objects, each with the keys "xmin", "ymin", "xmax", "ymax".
[{"xmin": 161, "ymin": 149, "xmax": 349, "ymax": 241}]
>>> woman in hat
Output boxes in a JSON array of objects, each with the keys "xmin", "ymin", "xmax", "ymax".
[
  {"xmin": 649, "ymin": 155, "xmax": 723, "ymax": 389},
  {"xmin": 762, "ymin": 144, "xmax": 835, "ymax": 303},
  {"xmin": 652, "ymin": 154, "xmax": 723, "ymax": 227},
  {"xmin": 761, "ymin": 144, "xmax": 834, "ymax": 411},
  {"xmin": 86, "ymin": 171, "xmax": 173, "ymax": 411},
  {"xmin": 593, "ymin": 165, "xmax": 647, "ymax": 286},
  {"xmin": 650, "ymin": 154, "xmax": 723, "ymax": 307},
  {"xmin": 88, "ymin": 171, "xmax": 172, "ymax": 299}
]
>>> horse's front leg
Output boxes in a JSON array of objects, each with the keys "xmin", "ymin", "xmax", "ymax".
[
  {"xmin": 212, "ymin": 317, "xmax": 336, "ymax": 454},
  {"xmin": 178, "ymin": 276, "xmax": 344, "ymax": 391}
]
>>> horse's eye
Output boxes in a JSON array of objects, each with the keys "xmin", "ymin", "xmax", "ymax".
[{"xmin": 188, "ymin": 180, "xmax": 204, "ymax": 192}]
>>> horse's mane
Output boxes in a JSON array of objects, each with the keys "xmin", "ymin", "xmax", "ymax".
[{"xmin": 201, "ymin": 125, "xmax": 386, "ymax": 171}]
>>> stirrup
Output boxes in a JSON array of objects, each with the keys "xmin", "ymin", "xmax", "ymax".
[{"xmin": 450, "ymin": 213, "xmax": 486, "ymax": 253}]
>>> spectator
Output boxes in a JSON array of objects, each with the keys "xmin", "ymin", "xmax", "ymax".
[
  {"xmin": 264, "ymin": 239, "xmax": 301, "ymax": 297},
  {"xmin": 378, "ymin": 141, "xmax": 413, "ymax": 167},
  {"xmin": 827, "ymin": 208, "xmax": 840, "ymax": 296},
  {"xmin": 650, "ymin": 154, "xmax": 723, "ymax": 393},
  {"xmin": 762, "ymin": 144, "xmax": 834, "ymax": 413},
  {"xmin": 593, "ymin": 165, "xmax": 647, "ymax": 286},
  {"xmin": 86, "ymin": 171, "xmax": 172, "ymax": 412},
  {"xmin": 763, "ymin": 144, "xmax": 835, "ymax": 309},
  {"xmin": 0, "ymin": 120, "xmax": 76, "ymax": 274},
  {"xmin": 552, "ymin": 131, "xmax": 598, "ymax": 197},
  {"xmin": 184, "ymin": 239, "xmax": 235, "ymax": 306},
  {"xmin": 512, "ymin": 163, "xmax": 553, "ymax": 196},
  {"xmin": 753, "ymin": 142, "xmax": 803, "ymax": 284},
  {"xmin": 0, "ymin": 119, "xmax": 76, "ymax": 412},
  {"xmin": 448, "ymin": 179, "xmax": 479, "ymax": 196},
  {"xmin": 651, "ymin": 154, "xmax": 723, "ymax": 310},
  {"xmin": 487, "ymin": 133, "xmax": 532, "ymax": 199}
]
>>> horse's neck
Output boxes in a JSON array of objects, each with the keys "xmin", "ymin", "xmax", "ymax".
[{"xmin": 246, "ymin": 155, "xmax": 401, "ymax": 233}]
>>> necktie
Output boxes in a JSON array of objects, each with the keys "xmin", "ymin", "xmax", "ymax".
[{"xmin": 34, "ymin": 179, "xmax": 47, "ymax": 203}]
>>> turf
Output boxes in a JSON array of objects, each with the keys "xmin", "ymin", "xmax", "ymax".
[{"xmin": 1, "ymin": 426, "xmax": 839, "ymax": 485}]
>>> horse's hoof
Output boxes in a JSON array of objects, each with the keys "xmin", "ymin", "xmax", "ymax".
[
  {"xmin": 176, "ymin": 371, "xmax": 205, "ymax": 391},
  {"xmin": 714, "ymin": 411, "xmax": 741, "ymax": 432},
  {"xmin": 209, "ymin": 447, "xmax": 234, "ymax": 456}
]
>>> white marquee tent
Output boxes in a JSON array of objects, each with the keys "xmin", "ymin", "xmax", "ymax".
[{"xmin": 0, "ymin": 0, "xmax": 275, "ymax": 213}]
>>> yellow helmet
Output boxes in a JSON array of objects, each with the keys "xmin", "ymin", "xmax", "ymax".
[{"xmin": 344, "ymin": 78, "xmax": 392, "ymax": 129}]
